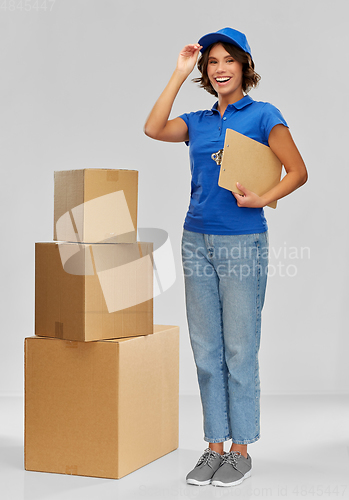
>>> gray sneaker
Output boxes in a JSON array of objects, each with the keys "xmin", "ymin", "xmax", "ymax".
[
  {"xmin": 186, "ymin": 448, "xmax": 223, "ymax": 486},
  {"xmin": 211, "ymin": 451, "xmax": 252, "ymax": 487}
]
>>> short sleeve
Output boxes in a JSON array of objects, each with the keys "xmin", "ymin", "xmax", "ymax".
[
  {"xmin": 179, "ymin": 113, "xmax": 190, "ymax": 146},
  {"xmin": 260, "ymin": 103, "xmax": 288, "ymax": 142}
]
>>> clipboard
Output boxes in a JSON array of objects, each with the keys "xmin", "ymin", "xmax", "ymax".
[{"xmin": 216, "ymin": 129, "xmax": 283, "ymax": 209}]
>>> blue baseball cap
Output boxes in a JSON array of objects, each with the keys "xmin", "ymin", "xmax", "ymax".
[{"xmin": 198, "ymin": 27, "xmax": 252, "ymax": 60}]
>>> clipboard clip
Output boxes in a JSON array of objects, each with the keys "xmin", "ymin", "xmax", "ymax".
[{"xmin": 211, "ymin": 149, "xmax": 223, "ymax": 166}]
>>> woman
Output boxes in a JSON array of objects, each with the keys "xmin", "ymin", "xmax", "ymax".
[{"xmin": 144, "ymin": 27, "xmax": 307, "ymax": 487}]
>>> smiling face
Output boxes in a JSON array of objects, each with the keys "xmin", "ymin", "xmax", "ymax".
[{"xmin": 206, "ymin": 43, "xmax": 244, "ymax": 101}]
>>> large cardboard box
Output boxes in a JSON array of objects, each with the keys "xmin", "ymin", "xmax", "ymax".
[
  {"xmin": 35, "ymin": 241, "xmax": 153, "ymax": 341},
  {"xmin": 25, "ymin": 325, "xmax": 179, "ymax": 479},
  {"xmin": 54, "ymin": 169, "xmax": 138, "ymax": 243}
]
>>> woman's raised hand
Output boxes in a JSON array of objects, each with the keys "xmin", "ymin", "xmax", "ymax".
[
  {"xmin": 176, "ymin": 44, "xmax": 202, "ymax": 77},
  {"xmin": 143, "ymin": 43, "xmax": 202, "ymax": 141}
]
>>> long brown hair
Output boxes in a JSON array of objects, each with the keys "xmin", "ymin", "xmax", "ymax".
[{"xmin": 193, "ymin": 42, "xmax": 261, "ymax": 95}]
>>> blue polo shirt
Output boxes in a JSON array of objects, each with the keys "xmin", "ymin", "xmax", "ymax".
[{"xmin": 179, "ymin": 94, "xmax": 288, "ymax": 235}]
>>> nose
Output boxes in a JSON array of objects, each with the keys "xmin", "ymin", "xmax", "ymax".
[{"xmin": 216, "ymin": 61, "xmax": 226, "ymax": 73}]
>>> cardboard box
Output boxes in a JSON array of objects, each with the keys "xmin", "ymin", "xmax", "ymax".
[
  {"xmin": 25, "ymin": 325, "xmax": 179, "ymax": 479},
  {"xmin": 35, "ymin": 241, "xmax": 153, "ymax": 341},
  {"xmin": 54, "ymin": 169, "xmax": 138, "ymax": 243}
]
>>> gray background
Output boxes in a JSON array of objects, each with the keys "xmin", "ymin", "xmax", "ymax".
[{"xmin": 0, "ymin": 0, "xmax": 348, "ymax": 396}]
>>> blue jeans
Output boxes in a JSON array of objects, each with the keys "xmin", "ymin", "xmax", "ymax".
[{"xmin": 181, "ymin": 229, "xmax": 269, "ymax": 445}]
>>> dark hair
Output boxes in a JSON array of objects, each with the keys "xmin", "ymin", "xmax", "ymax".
[{"xmin": 193, "ymin": 42, "xmax": 261, "ymax": 95}]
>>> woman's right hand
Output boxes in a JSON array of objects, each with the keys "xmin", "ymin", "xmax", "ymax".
[{"xmin": 176, "ymin": 44, "xmax": 202, "ymax": 78}]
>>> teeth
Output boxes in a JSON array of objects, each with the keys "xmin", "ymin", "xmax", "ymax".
[{"xmin": 216, "ymin": 77, "xmax": 230, "ymax": 82}]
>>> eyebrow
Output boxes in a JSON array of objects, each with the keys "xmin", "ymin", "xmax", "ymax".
[{"xmin": 208, "ymin": 55, "xmax": 234, "ymax": 60}]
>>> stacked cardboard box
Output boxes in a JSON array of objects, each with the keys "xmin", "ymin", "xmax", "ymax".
[{"xmin": 25, "ymin": 169, "xmax": 179, "ymax": 479}]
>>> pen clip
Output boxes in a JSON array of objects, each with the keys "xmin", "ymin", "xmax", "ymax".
[{"xmin": 211, "ymin": 149, "xmax": 223, "ymax": 166}]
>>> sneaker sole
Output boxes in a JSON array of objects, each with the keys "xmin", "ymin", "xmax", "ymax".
[
  {"xmin": 211, "ymin": 469, "xmax": 252, "ymax": 487},
  {"xmin": 186, "ymin": 478, "xmax": 212, "ymax": 486}
]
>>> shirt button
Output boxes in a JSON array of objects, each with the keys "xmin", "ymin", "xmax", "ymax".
[{"xmin": 223, "ymin": 117, "xmax": 227, "ymax": 121}]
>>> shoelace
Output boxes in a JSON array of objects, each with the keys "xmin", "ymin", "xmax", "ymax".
[
  {"xmin": 220, "ymin": 450, "xmax": 242, "ymax": 468},
  {"xmin": 195, "ymin": 448, "xmax": 222, "ymax": 469}
]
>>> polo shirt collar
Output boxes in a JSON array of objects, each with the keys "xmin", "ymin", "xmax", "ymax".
[{"xmin": 211, "ymin": 94, "xmax": 254, "ymax": 112}]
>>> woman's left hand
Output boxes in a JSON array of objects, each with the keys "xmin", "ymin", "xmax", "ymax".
[{"xmin": 232, "ymin": 182, "xmax": 266, "ymax": 208}]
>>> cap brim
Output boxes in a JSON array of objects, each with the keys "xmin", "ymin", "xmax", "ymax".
[
  {"xmin": 198, "ymin": 32, "xmax": 252, "ymax": 60},
  {"xmin": 198, "ymin": 33, "xmax": 242, "ymax": 52}
]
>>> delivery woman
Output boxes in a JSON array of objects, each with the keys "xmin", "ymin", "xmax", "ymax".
[{"xmin": 144, "ymin": 27, "xmax": 307, "ymax": 487}]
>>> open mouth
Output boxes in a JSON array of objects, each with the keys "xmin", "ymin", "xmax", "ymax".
[{"xmin": 215, "ymin": 77, "xmax": 231, "ymax": 83}]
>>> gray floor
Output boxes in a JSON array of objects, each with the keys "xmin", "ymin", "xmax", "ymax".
[{"xmin": 1, "ymin": 394, "xmax": 349, "ymax": 499}]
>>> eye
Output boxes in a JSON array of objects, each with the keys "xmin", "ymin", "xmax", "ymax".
[
  {"xmin": 227, "ymin": 58, "xmax": 235, "ymax": 63},
  {"xmin": 208, "ymin": 60, "xmax": 217, "ymax": 64}
]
